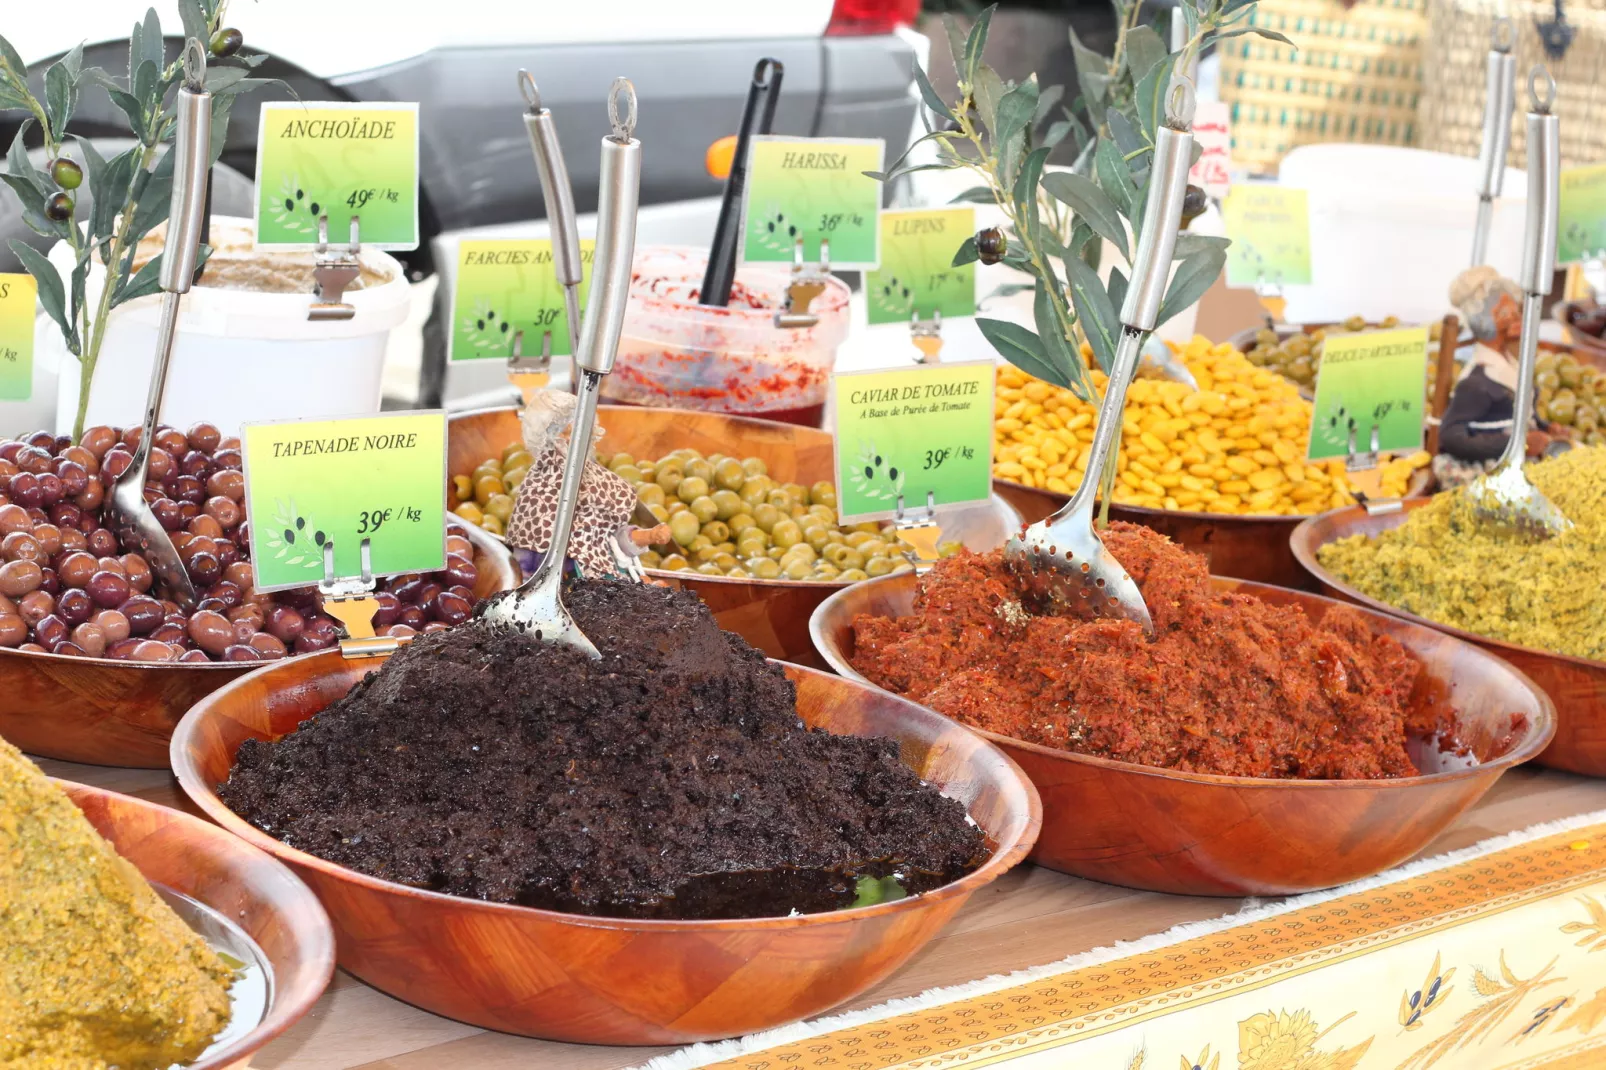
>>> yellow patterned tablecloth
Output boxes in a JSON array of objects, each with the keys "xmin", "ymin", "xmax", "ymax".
[{"xmin": 653, "ymin": 818, "xmax": 1606, "ymax": 1070}]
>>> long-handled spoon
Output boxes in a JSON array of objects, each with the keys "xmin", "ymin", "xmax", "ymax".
[
  {"xmin": 478, "ymin": 79, "xmax": 641, "ymax": 657},
  {"xmin": 1465, "ymin": 66, "xmax": 1572, "ymax": 538},
  {"xmin": 1471, "ymin": 18, "xmax": 1517, "ymax": 267},
  {"xmin": 701, "ymin": 58, "xmax": 783, "ymax": 307},
  {"xmin": 520, "ymin": 70, "xmax": 586, "ymax": 389},
  {"xmin": 104, "ymin": 42, "xmax": 211, "ymax": 611},
  {"xmin": 1002, "ymin": 78, "xmax": 1198, "ymax": 635}
]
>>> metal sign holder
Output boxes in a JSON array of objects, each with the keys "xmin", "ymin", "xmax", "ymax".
[
  {"xmin": 891, "ymin": 490, "xmax": 944, "ymax": 570},
  {"xmin": 775, "ymin": 237, "xmax": 830, "ymax": 328},
  {"xmin": 910, "ymin": 309, "xmax": 943, "ymax": 363},
  {"xmin": 317, "ymin": 539, "xmax": 404, "ymax": 658},
  {"xmin": 310, "ymin": 214, "xmax": 362, "ymax": 321}
]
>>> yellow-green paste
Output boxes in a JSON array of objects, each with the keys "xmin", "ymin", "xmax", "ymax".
[
  {"xmin": 1319, "ymin": 445, "xmax": 1606, "ymax": 662},
  {"xmin": 0, "ymin": 740, "xmax": 233, "ymax": 1069}
]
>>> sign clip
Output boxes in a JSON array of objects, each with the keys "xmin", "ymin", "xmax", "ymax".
[
  {"xmin": 507, "ymin": 329, "xmax": 554, "ymax": 405},
  {"xmin": 310, "ymin": 215, "xmax": 362, "ymax": 321},
  {"xmin": 892, "ymin": 490, "xmax": 944, "ymax": 570},
  {"xmin": 775, "ymin": 237, "xmax": 829, "ymax": 328},
  {"xmin": 910, "ymin": 309, "xmax": 943, "ymax": 363},
  {"xmin": 318, "ymin": 538, "xmax": 402, "ymax": 658}
]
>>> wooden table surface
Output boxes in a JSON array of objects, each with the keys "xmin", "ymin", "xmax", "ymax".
[{"xmin": 40, "ymin": 758, "xmax": 1606, "ymax": 1070}]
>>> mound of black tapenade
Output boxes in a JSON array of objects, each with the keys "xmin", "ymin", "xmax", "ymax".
[{"xmin": 220, "ymin": 579, "xmax": 987, "ymax": 919}]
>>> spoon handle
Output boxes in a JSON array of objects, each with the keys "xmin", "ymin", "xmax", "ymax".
[
  {"xmin": 127, "ymin": 43, "xmax": 211, "ymax": 489},
  {"xmin": 1472, "ymin": 20, "xmax": 1517, "ymax": 266},
  {"xmin": 527, "ymin": 79, "xmax": 641, "ymax": 591},
  {"xmin": 520, "ymin": 71, "xmax": 585, "ymax": 386},
  {"xmin": 1502, "ymin": 66, "xmax": 1559, "ymax": 470}
]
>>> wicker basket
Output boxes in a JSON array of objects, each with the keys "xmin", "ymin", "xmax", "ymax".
[
  {"xmin": 1417, "ymin": 0, "xmax": 1606, "ymax": 169},
  {"xmin": 1219, "ymin": 0, "xmax": 1428, "ymax": 174}
]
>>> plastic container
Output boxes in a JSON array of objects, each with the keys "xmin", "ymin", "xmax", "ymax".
[
  {"xmin": 49, "ymin": 216, "xmax": 411, "ymax": 435},
  {"xmin": 607, "ymin": 246, "xmax": 851, "ymax": 427},
  {"xmin": 1276, "ymin": 145, "xmax": 1527, "ymax": 326}
]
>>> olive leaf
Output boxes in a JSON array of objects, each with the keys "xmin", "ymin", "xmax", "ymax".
[
  {"xmin": 1108, "ymin": 265, "xmax": 1129, "ymax": 320},
  {"xmin": 1042, "ymin": 172, "xmax": 1128, "ymax": 261},
  {"xmin": 9, "ymin": 240, "xmax": 72, "ymax": 352},
  {"xmin": 962, "ymin": 7, "xmax": 993, "ymax": 83},
  {"xmin": 1034, "ymin": 280, "xmax": 1082, "ymax": 387},
  {"xmin": 1064, "ymin": 253, "xmax": 1119, "ymax": 374},
  {"xmin": 977, "ymin": 317, "xmax": 1069, "ymax": 389},
  {"xmin": 178, "ymin": 0, "xmax": 210, "ymax": 45},
  {"xmin": 912, "ymin": 61, "xmax": 953, "ymax": 120},
  {"xmin": 1158, "ymin": 245, "xmax": 1228, "ymax": 326},
  {"xmin": 952, "ymin": 235, "xmax": 980, "ymax": 267},
  {"xmin": 1095, "ymin": 138, "xmax": 1138, "ymax": 218},
  {"xmin": 971, "ymin": 64, "xmax": 1005, "ymax": 133},
  {"xmin": 1125, "ymin": 25, "xmax": 1167, "ymax": 85},
  {"xmin": 1068, "ymin": 27, "xmax": 1111, "ymax": 126}
]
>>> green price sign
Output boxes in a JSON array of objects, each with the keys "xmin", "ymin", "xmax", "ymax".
[
  {"xmin": 241, "ymin": 411, "xmax": 447, "ymax": 592},
  {"xmin": 1559, "ymin": 163, "xmax": 1606, "ymax": 264},
  {"xmin": 448, "ymin": 239, "xmax": 595, "ymax": 361},
  {"xmin": 1222, "ymin": 185, "xmax": 1311, "ymax": 287},
  {"xmin": 0, "ymin": 273, "xmax": 34, "ymax": 402},
  {"xmin": 865, "ymin": 208, "xmax": 976, "ymax": 325},
  {"xmin": 741, "ymin": 136, "xmax": 884, "ymax": 268},
  {"xmin": 832, "ymin": 361, "xmax": 995, "ymax": 523},
  {"xmin": 1307, "ymin": 326, "xmax": 1428, "ymax": 461},
  {"xmin": 254, "ymin": 102, "xmax": 420, "ymax": 250}
]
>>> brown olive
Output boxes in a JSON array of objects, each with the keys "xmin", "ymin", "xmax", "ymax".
[
  {"xmin": 187, "ymin": 610, "xmax": 234, "ymax": 655},
  {"xmin": 153, "ymin": 428, "xmax": 188, "ymax": 456},
  {"xmin": 58, "ymin": 529, "xmax": 87, "ymax": 554},
  {"xmin": 79, "ymin": 426, "xmax": 117, "ymax": 459},
  {"xmin": 0, "ymin": 504, "xmax": 28, "ymax": 535},
  {"xmin": 0, "ymin": 614, "xmax": 25, "ymax": 647},
  {"xmin": 95, "ymin": 556, "xmax": 125, "ymax": 577},
  {"xmin": 385, "ymin": 624, "xmax": 417, "ymax": 639},
  {"xmin": 179, "ymin": 648, "xmax": 211, "ymax": 663},
  {"xmin": 31, "ymin": 523, "xmax": 60, "ymax": 557},
  {"xmin": 18, "ymin": 590, "xmax": 53, "ymax": 626},
  {"xmin": 70, "ymin": 622, "xmax": 106, "ymax": 657},
  {"xmin": 205, "ymin": 496, "xmax": 242, "ymax": 528},
  {"xmin": 128, "ymin": 640, "xmax": 178, "ymax": 662},
  {"xmin": 34, "ymin": 614, "xmax": 68, "ymax": 649},
  {"xmin": 434, "ymin": 591, "xmax": 471, "ymax": 625},
  {"xmin": 86, "ymin": 570, "xmax": 131, "ymax": 608},
  {"xmin": 187, "ymin": 513, "xmax": 224, "ymax": 539},
  {"xmin": 122, "ymin": 554, "xmax": 153, "ymax": 592},
  {"xmin": 0, "ymin": 560, "xmax": 43, "ymax": 597},
  {"xmin": 57, "ymin": 551, "xmax": 96, "ymax": 588},
  {"xmin": 119, "ymin": 595, "xmax": 164, "ymax": 635},
  {"xmin": 94, "ymin": 609, "xmax": 130, "ymax": 643},
  {"xmin": 55, "ymin": 588, "xmax": 92, "ymax": 625},
  {"xmin": 87, "ymin": 528, "xmax": 117, "ymax": 556},
  {"xmin": 8, "ymin": 473, "xmax": 41, "ymax": 508},
  {"xmin": 1, "ymin": 532, "xmax": 42, "ymax": 563}
]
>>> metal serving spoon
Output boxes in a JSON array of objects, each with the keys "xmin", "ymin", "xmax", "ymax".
[
  {"xmin": 1464, "ymin": 66, "xmax": 1572, "ymax": 539},
  {"xmin": 520, "ymin": 69, "xmax": 586, "ymax": 390},
  {"xmin": 478, "ymin": 79, "xmax": 640, "ymax": 658},
  {"xmin": 104, "ymin": 42, "xmax": 211, "ymax": 611},
  {"xmin": 1002, "ymin": 78, "xmax": 1199, "ymax": 635},
  {"xmin": 1471, "ymin": 18, "xmax": 1516, "ymax": 268}
]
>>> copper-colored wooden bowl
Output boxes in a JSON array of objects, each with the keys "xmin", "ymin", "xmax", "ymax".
[
  {"xmin": 991, "ymin": 474, "xmax": 1427, "ymax": 591},
  {"xmin": 59, "ymin": 779, "xmax": 334, "ymax": 1069},
  {"xmin": 809, "ymin": 571, "xmax": 1555, "ymax": 896},
  {"xmin": 170, "ymin": 652, "xmax": 1040, "ymax": 1044},
  {"xmin": 0, "ymin": 518, "xmax": 516, "ymax": 769},
  {"xmin": 449, "ymin": 405, "xmax": 1020, "ymax": 666},
  {"xmin": 1291, "ymin": 499, "xmax": 1606, "ymax": 776},
  {"xmin": 1553, "ymin": 299, "xmax": 1606, "ymax": 356}
]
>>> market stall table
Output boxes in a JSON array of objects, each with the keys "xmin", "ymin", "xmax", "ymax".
[{"xmin": 35, "ymin": 757, "xmax": 1606, "ymax": 1070}]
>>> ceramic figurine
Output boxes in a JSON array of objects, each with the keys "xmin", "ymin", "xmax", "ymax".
[{"xmin": 504, "ymin": 389, "xmax": 669, "ymax": 579}]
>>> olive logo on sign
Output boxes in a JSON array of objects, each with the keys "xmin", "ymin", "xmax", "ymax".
[
  {"xmin": 849, "ymin": 440, "xmax": 905, "ymax": 503},
  {"xmin": 272, "ymin": 174, "xmax": 321, "ymax": 236},
  {"xmin": 871, "ymin": 274, "xmax": 915, "ymax": 319},
  {"xmin": 757, "ymin": 206, "xmax": 799, "ymax": 254},
  {"xmin": 261, "ymin": 500, "xmax": 326, "ymax": 570},
  {"xmin": 461, "ymin": 300, "xmax": 514, "ymax": 356}
]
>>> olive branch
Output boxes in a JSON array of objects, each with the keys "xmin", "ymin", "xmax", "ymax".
[
  {"xmin": 0, "ymin": 1, "xmax": 267, "ymax": 439},
  {"xmin": 872, "ymin": 1, "xmax": 1292, "ymax": 401}
]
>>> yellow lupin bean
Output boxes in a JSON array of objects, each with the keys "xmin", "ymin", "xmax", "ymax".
[{"xmin": 990, "ymin": 336, "xmax": 1366, "ymax": 516}]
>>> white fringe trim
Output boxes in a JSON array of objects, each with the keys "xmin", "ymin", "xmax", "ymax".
[{"xmin": 633, "ymin": 807, "xmax": 1606, "ymax": 1070}]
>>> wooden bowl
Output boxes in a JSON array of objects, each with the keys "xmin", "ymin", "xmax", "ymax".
[
  {"xmin": 1291, "ymin": 500, "xmax": 1606, "ymax": 776},
  {"xmin": 0, "ymin": 518, "xmax": 516, "ymax": 769},
  {"xmin": 59, "ymin": 779, "xmax": 334, "ymax": 1069},
  {"xmin": 170, "ymin": 651, "xmax": 1041, "ymax": 1044},
  {"xmin": 1553, "ymin": 298, "xmax": 1606, "ymax": 356},
  {"xmin": 449, "ymin": 405, "xmax": 1020, "ymax": 666},
  {"xmin": 809, "ymin": 571, "xmax": 1555, "ymax": 896},
  {"xmin": 991, "ymin": 474, "xmax": 1427, "ymax": 591}
]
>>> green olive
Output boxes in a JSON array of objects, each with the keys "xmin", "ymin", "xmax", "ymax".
[
  {"xmin": 665, "ymin": 500, "xmax": 687, "ymax": 516},
  {"xmin": 689, "ymin": 495, "xmax": 720, "ymax": 524},
  {"xmin": 686, "ymin": 459, "xmax": 715, "ymax": 483},
  {"xmin": 747, "ymin": 557, "xmax": 781, "ymax": 579},
  {"xmin": 783, "ymin": 541, "xmax": 817, "ymax": 564},
  {"xmin": 807, "ymin": 504, "xmax": 837, "ymax": 524},
  {"xmin": 696, "ymin": 563, "xmax": 724, "ymax": 576},
  {"xmin": 741, "ymin": 457, "xmax": 768, "ymax": 477},
  {"xmin": 767, "ymin": 489, "xmax": 794, "ymax": 509},
  {"xmin": 738, "ymin": 476, "xmax": 773, "ymax": 506},
  {"xmin": 647, "ymin": 503, "xmax": 670, "ymax": 524},
  {"xmin": 677, "ymin": 476, "xmax": 710, "ymax": 503},
  {"xmin": 712, "ymin": 552, "xmax": 740, "ymax": 571},
  {"xmin": 669, "ymin": 511, "xmax": 701, "ymax": 546},
  {"xmin": 804, "ymin": 525, "xmax": 831, "ymax": 551},
  {"xmin": 837, "ymin": 568, "xmax": 868, "ymax": 582},
  {"xmin": 715, "ymin": 459, "xmax": 746, "ymax": 490},
  {"xmin": 637, "ymin": 483, "xmax": 666, "ymax": 507},
  {"xmin": 656, "ymin": 468, "xmax": 684, "ymax": 495},
  {"xmin": 865, "ymin": 555, "xmax": 895, "ymax": 576},
  {"xmin": 694, "ymin": 546, "xmax": 722, "ymax": 564},
  {"xmin": 660, "ymin": 553, "xmax": 690, "ymax": 571},
  {"xmin": 843, "ymin": 530, "xmax": 875, "ymax": 548},
  {"xmin": 702, "ymin": 520, "xmax": 731, "ymax": 543},
  {"xmin": 783, "ymin": 559, "xmax": 812, "ymax": 580},
  {"xmin": 729, "ymin": 512, "xmax": 756, "ymax": 535},
  {"xmin": 638, "ymin": 550, "xmax": 662, "ymax": 569},
  {"xmin": 711, "ymin": 489, "xmax": 743, "ymax": 520},
  {"xmin": 938, "ymin": 540, "xmax": 964, "ymax": 556},
  {"xmin": 813, "ymin": 562, "xmax": 841, "ymax": 580},
  {"xmin": 726, "ymin": 568, "xmax": 749, "ymax": 579},
  {"xmin": 752, "ymin": 503, "xmax": 782, "ymax": 532},
  {"xmin": 771, "ymin": 519, "xmax": 803, "ymax": 549},
  {"xmin": 836, "ymin": 549, "xmax": 866, "ymax": 570}
]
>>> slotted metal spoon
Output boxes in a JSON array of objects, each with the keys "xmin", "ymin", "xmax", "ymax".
[
  {"xmin": 477, "ymin": 79, "xmax": 640, "ymax": 658},
  {"xmin": 104, "ymin": 43, "xmax": 211, "ymax": 611},
  {"xmin": 1002, "ymin": 79, "xmax": 1199, "ymax": 635},
  {"xmin": 1463, "ymin": 66, "xmax": 1572, "ymax": 539},
  {"xmin": 519, "ymin": 69, "xmax": 585, "ymax": 390}
]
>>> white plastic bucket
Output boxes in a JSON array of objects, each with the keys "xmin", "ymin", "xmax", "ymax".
[
  {"xmin": 1276, "ymin": 145, "xmax": 1527, "ymax": 326},
  {"xmin": 48, "ymin": 216, "xmax": 410, "ymax": 436}
]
